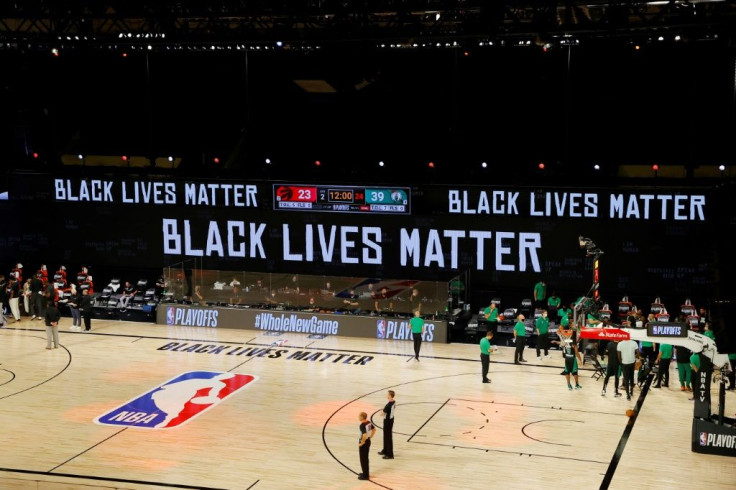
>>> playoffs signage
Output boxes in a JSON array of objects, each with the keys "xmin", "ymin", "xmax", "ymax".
[{"xmin": 157, "ymin": 305, "xmax": 448, "ymax": 342}]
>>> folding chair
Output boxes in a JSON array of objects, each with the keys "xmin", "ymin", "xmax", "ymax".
[{"xmin": 590, "ymin": 355, "xmax": 606, "ymax": 381}]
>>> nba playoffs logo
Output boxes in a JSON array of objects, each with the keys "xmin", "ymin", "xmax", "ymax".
[
  {"xmin": 95, "ymin": 371, "xmax": 257, "ymax": 429},
  {"xmin": 376, "ymin": 320, "xmax": 386, "ymax": 339},
  {"xmin": 700, "ymin": 432, "xmax": 708, "ymax": 446},
  {"xmin": 166, "ymin": 307, "xmax": 175, "ymax": 325}
]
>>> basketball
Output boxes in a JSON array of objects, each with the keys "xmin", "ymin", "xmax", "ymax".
[{"xmin": 626, "ymin": 409, "xmax": 634, "ymax": 417}]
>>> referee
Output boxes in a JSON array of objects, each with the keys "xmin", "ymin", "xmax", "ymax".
[
  {"xmin": 358, "ymin": 412, "xmax": 376, "ymax": 480},
  {"xmin": 378, "ymin": 390, "xmax": 396, "ymax": 459}
]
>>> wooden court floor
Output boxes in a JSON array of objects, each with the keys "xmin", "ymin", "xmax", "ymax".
[{"xmin": 1, "ymin": 317, "xmax": 735, "ymax": 490}]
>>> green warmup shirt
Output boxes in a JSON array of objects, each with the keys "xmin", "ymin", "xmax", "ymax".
[
  {"xmin": 535, "ymin": 316, "xmax": 549, "ymax": 335},
  {"xmin": 560, "ymin": 313, "xmax": 570, "ymax": 328},
  {"xmin": 690, "ymin": 353, "xmax": 701, "ymax": 370},
  {"xmin": 547, "ymin": 296, "xmax": 561, "ymax": 308},
  {"xmin": 484, "ymin": 306, "xmax": 499, "ymax": 322},
  {"xmin": 480, "ymin": 337, "xmax": 492, "ymax": 355},
  {"xmin": 704, "ymin": 330, "xmax": 715, "ymax": 340},
  {"xmin": 729, "ymin": 353, "xmax": 736, "ymax": 360},
  {"xmin": 410, "ymin": 316, "xmax": 424, "ymax": 334},
  {"xmin": 641, "ymin": 341, "xmax": 653, "ymax": 348},
  {"xmin": 659, "ymin": 344, "xmax": 673, "ymax": 359},
  {"xmin": 534, "ymin": 282, "xmax": 546, "ymax": 301},
  {"xmin": 514, "ymin": 321, "xmax": 526, "ymax": 337}
]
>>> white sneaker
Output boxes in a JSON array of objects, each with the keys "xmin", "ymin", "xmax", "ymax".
[
  {"xmin": 544, "ymin": 355, "xmax": 550, "ymax": 359},
  {"xmin": 538, "ymin": 356, "xmax": 542, "ymax": 361}
]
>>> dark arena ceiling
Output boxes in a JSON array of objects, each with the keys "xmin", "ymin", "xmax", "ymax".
[{"xmin": 2, "ymin": 0, "xmax": 736, "ymax": 185}]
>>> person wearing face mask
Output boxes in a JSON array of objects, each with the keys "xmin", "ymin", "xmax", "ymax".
[{"xmin": 535, "ymin": 309, "xmax": 550, "ymax": 360}]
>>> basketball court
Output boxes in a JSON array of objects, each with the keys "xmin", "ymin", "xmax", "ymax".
[{"xmin": 0, "ymin": 318, "xmax": 734, "ymax": 489}]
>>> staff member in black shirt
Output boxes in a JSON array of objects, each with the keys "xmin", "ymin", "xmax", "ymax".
[
  {"xmin": 81, "ymin": 288, "xmax": 93, "ymax": 332},
  {"xmin": 378, "ymin": 390, "xmax": 396, "ymax": 460},
  {"xmin": 30, "ymin": 273, "xmax": 44, "ymax": 320},
  {"xmin": 602, "ymin": 340, "xmax": 621, "ymax": 397}
]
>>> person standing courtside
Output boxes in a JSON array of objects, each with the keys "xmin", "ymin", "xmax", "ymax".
[
  {"xmin": 533, "ymin": 279, "xmax": 547, "ymax": 309},
  {"xmin": 410, "ymin": 310, "xmax": 425, "ymax": 361},
  {"xmin": 0, "ymin": 275, "xmax": 7, "ymax": 323},
  {"xmin": 483, "ymin": 301, "xmax": 499, "ymax": 334},
  {"xmin": 357, "ymin": 411, "xmax": 376, "ymax": 481},
  {"xmin": 378, "ymin": 390, "xmax": 395, "ymax": 459},
  {"xmin": 513, "ymin": 314, "xmax": 527, "ymax": 364},
  {"xmin": 618, "ymin": 337, "xmax": 640, "ymax": 401},
  {"xmin": 67, "ymin": 283, "xmax": 82, "ymax": 330},
  {"xmin": 7, "ymin": 276, "xmax": 21, "ymax": 323},
  {"xmin": 480, "ymin": 330, "xmax": 495, "ymax": 383},
  {"xmin": 675, "ymin": 344, "xmax": 693, "ymax": 392},
  {"xmin": 653, "ymin": 342, "xmax": 673, "ymax": 388},
  {"xmin": 535, "ymin": 310, "xmax": 550, "ymax": 360},
  {"xmin": 80, "ymin": 287, "xmax": 93, "ymax": 332},
  {"xmin": 602, "ymin": 340, "xmax": 622, "ymax": 397},
  {"xmin": 44, "ymin": 300, "xmax": 61, "ymax": 349},
  {"xmin": 30, "ymin": 272, "xmax": 44, "ymax": 320}
]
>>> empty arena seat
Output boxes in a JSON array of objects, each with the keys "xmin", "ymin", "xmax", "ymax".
[
  {"xmin": 686, "ymin": 315, "xmax": 699, "ymax": 328},
  {"xmin": 501, "ymin": 307, "xmax": 516, "ymax": 321},
  {"xmin": 618, "ymin": 296, "xmax": 633, "ymax": 319},
  {"xmin": 519, "ymin": 298, "xmax": 533, "ymax": 315},
  {"xmin": 108, "ymin": 278, "xmax": 121, "ymax": 293},
  {"xmin": 131, "ymin": 279, "xmax": 149, "ymax": 305},
  {"xmin": 650, "ymin": 297, "xmax": 665, "ymax": 316},
  {"xmin": 143, "ymin": 288, "xmax": 157, "ymax": 303},
  {"xmin": 681, "ymin": 299, "xmax": 696, "ymax": 317},
  {"xmin": 99, "ymin": 286, "xmax": 114, "ymax": 302}
]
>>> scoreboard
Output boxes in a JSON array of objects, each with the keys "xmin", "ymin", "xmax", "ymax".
[{"xmin": 273, "ymin": 184, "xmax": 411, "ymax": 214}]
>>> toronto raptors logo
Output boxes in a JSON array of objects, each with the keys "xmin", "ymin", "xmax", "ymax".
[{"xmin": 276, "ymin": 186, "xmax": 293, "ymax": 201}]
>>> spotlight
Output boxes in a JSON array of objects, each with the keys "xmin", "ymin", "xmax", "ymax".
[
  {"xmin": 428, "ymin": 161, "xmax": 435, "ymax": 168},
  {"xmin": 32, "ymin": 152, "xmax": 39, "ymax": 159},
  {"xmin": 538, "ymin": 162, "xmax": 545, "ymax": 170},
  {"xmin": 481, "ymin": 162, "xmax": 487, "ymax": 168},
  {"xmin": 213, "ymin": 157, "xmax": 220, "ymax": 164},
  {"xmin": 593, "ymin": 164, "xmax": 600, "ymax": 171},
  {"xmin": 121, "ymin": 155, "xmax": 128, "ymax": 162},
  {"xmin": 718, "ymin": 164, "xmax": 725, "ymax": 172},
  {"xmin": 265, "ymin": 158, "xmax": 271, "ymax": 164},
  {"xmin": 315, "ymin": 160, "xmax": 321, "ymax": 167},
  {"xmin": 77, "ymin": 154, "xmax": 84, "ymax": 160},
  {"xmin": 652, "ymin": 164, "xmax": 659, "ymax": 172},
  {"xmin": 168, "ymin": 156, "xmax": 174, "ymax": 162},
  {"xmin": 378, "ymin": 161, "xmax": 385, "ymax": 167}
]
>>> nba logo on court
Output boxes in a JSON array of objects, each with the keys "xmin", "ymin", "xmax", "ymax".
[
  {"xmin": 95, "ymin": 371, "xmax": 257, "ymax": 429},
  {"xmin": 700, "ymin": 432, "xmax": 708, "ymax": 446},
  {"xmin": 166, "ymin": 307, "xmax": 175, "ymax": 325},
  {"xmin": 376, "ymin": 320, "xmax": 386, "ymax": 339}
]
